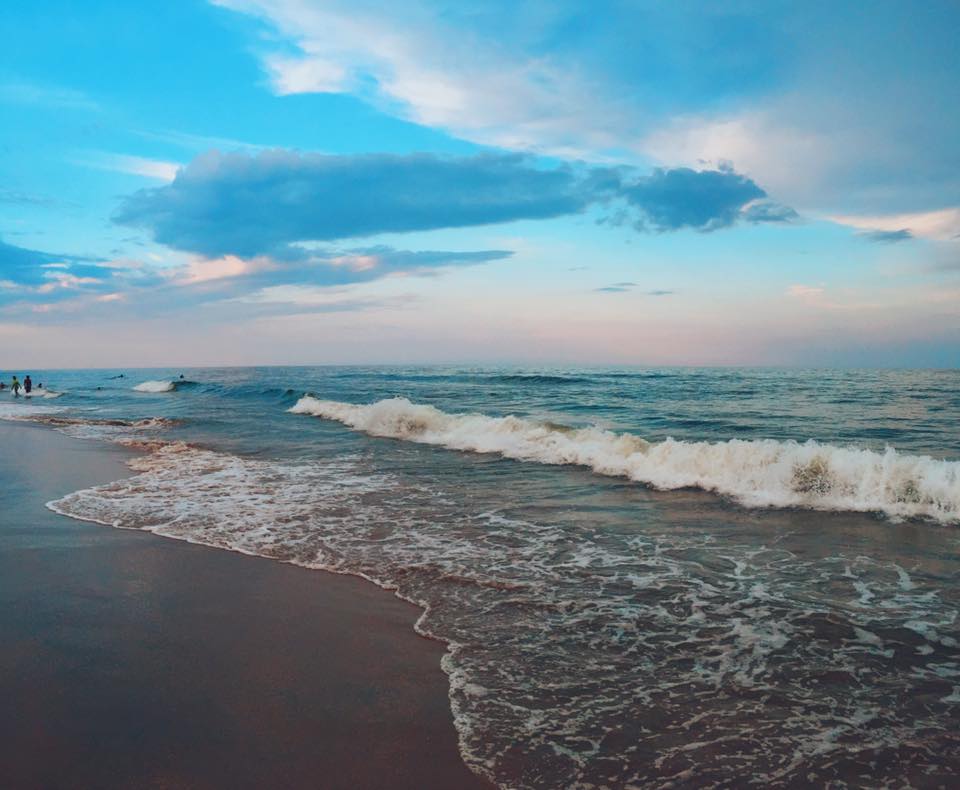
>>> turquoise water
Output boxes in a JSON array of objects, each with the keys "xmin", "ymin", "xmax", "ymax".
[{"xmin": 3, "ymin": 366, "xmax": 960, "ymax": 787}]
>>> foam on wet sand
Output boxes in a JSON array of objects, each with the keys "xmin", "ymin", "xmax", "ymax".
[{"xmin": 0, "ymin": 421, "xmax": 488, "ymax": 789}]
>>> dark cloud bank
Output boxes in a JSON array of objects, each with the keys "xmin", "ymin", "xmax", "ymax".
[{"xmin": 115, "ymin": 151, "xmax": 795, "ymax": 260}]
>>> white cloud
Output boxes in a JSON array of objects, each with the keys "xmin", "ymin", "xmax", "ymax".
[
  {"xmin": 74, "ymin": 152, "xmax": 181, "ymax": 181},
  {"xmin": 639, "ymin": 110, "xmax": 839, "ymax": 209},
  {"xmin": 829, "ymin": 207, "xmax": 960, "ymax": 242},
  {"xmin": 265, "ymin": 54, "xmax": 349, "ymax": 94},
  {"xmin": 37, "ymin": 272, "xmax": 103, "ymax": 293},
  {"xmin": 169, "ymin": 255, "xmax": 273, "ymax": 285},
  {"xmin": 787, "ymin": 284, "xmax": 825, "ymax": 300},
  {"xmin": 133, "ymin": 127, "xmax": 267, "ymax": 154},
  {"xmin": 213, "ymin": 0, "xmax": 626, "ymax": 159},
  {"xmin": 328, "ymin": 253, "xmax": 380, "ymax": 271}
]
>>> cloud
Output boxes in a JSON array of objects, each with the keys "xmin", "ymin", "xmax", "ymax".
[
  {"xmin": 73, "ymin": 152, "xmax": 181, "ymax": 181},
  {"xmin": 70, "ymin": 246, "xmax": 509, "ymax": 323},
  {"xmin": 787, "ymin": 284, "xmax": 825, "ymax": 299},
  {"xmin": 163, "ymin": 245, "xmax": 512, "ymax": 292},
  {"xmin": 860, "ymin": 229, "xmax": 913, "ymax": 244},
  {"xmin": 1, "ymin": 238, "xmax": 102, "ymax": 284},
  {"xmin": 115, "ymin": 150, "xmax": 614, "ymax": 258},
  {"xmin": 133, "ymin": 127, "xmax": 266, "ymax": 154},
  {"xmin": 595, "ymin": 283, "xmax": 674, "ymax": 295},
  {"xmin": 831, "ymin": 208, "xmax": 960, "ymax": 241},
  {"xmin": 213, "ymin": 0, "xmax": 630, "ymax": 159},
  {"xmin": 0, "ymin": 189, "xmax": 57, "ymax": 207},
  {"xmin": 2, "ymin": 233, "xmax": 510, "ymax": 319},
  {"xmin": 115, "ymin": 150, "xmax": 783, "ymax": 261},
  {"xmin": 624, "ymin": 166, "xmax": 768, "ymax": 232},
  {"xmin": 641, "ymin": 95, "xmax": 960, "ymax": 220},
  {"xmin": 742, "ymin": 200, "xmax": 799, "ymax": 224},
  {"xmin": 213, "ymin": 1, "xmax": 959, "ymax": 229},
  {"xmin": 173, "ymin": 255, "xmax": 260, "ymax": 285},
  {"xmin": 265, "ymin": 54, "xmax": 350, "ymax": 95},
  {"xmin": 0, "ymin": 79, "xmax": 98, "ymax": 111},
  {"xmin": 0, "ymin": 238, "xmax": 128, "ymax": 307},
  {"xmin": 640, "ymin": 111, "xmax": 837, "ymax": 211},
  {"xmin": 785, "ymin": 283, "xmax": 889, "ymax": 312}
]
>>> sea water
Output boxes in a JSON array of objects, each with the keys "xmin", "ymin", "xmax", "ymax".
[{"xmin": 3, "ymin": 366, "xmax": 959, "ymax": 787}]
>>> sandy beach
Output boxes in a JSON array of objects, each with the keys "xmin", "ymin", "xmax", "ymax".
[{"xmin": 0, "ymin": 421, "xmax": 487, "ymax": 789}]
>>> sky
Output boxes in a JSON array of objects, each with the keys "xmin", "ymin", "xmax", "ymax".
[{"xmin": 1, "ymin": 0, "xmax": 958, "ymax": 368}]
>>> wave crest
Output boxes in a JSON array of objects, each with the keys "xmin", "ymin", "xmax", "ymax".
[
  {"xmin": 289, "ymin": 396, "xmax": 960, "ymax": 523},
  {"xmin": 133, "ymin": 380, "xmax": 176, "ymax": 393}
]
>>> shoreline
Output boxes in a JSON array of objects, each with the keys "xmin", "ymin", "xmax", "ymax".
[{"xmin": 0, "ymin": 420, "xmax": 488, "ymax": 789}]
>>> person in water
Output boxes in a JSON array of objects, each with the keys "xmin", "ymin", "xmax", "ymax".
[
  {"xmin": 24, "ymin": 375, "xmax": 32, "ymax": 394},
  {"xmin": 11, "ymin": 376, "xmax": 21, "ymax": 397}
]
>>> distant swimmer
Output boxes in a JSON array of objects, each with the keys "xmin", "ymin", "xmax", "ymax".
[
  {"xmin": 179, "ymin": 374, "xmax": 185, "ymax": 379},
  {"xmin": 24, "ymin": 375, "xmax": 32, "ymax": 394},
  {"xmin": 11, "ymin": 376, "xmax": 21, "ymax": 397}
]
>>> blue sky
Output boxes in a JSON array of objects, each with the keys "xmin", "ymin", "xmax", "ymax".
[{"xmin": 1, "ymin": 0, "xmax": 958, "ymax": 367}]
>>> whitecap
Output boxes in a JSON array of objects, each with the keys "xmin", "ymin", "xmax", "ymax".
[
  {"xmin": 289, "ymin": 395, "xmax": 960, "ymax": 524},
  {"xmin": 133, "ymin": 380, "xmax": 175, "ymax": 393}
]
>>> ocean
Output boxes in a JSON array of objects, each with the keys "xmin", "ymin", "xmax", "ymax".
[{"xmin": 2, "ymin": 366, "xmax": 959, "ymax": 787}]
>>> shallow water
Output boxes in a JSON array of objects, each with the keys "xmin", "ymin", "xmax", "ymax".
[{"xmin": 4, "ymin": 366, "xmax": 959, "ymax": 787}]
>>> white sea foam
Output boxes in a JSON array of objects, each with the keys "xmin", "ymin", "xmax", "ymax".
[
  {"xmin": 133, "ymin": 380, "xmax": 175, "ymax": 393},
  {"xmin": 290, "ymin": 396, "xmax": 960, "ymax": 524},
  {"xmin": 45, "ymin": 438, "xmax": 960, "ymax": 788},
  {"xmin": 0, "ymin": 399, "xmax": 61, "ymax": 418},
  {"xmin": 15, "ymin": 388, "xmax": 63, "ymax": 399},
  {"xmin": 32, "ymin": 387, "xmax": 63, "ymax": 398}
]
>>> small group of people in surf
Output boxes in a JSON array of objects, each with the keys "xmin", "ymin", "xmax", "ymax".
[{"xmin": 1, "ymin": 374, "xmax": 41, "ymax": 397}]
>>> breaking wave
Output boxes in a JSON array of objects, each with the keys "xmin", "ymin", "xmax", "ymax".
[
  {"xmin": 290, "ymin": 396, "xmax": 960, "ymax": 524},
  {"xmin": 133, "ymin": 380, "xmax": 176, "ymax": 393}
]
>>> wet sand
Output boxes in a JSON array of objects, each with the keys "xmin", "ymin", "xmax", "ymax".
[{"xmin": 0, "ymin": 422, "xmax": 488, "ymax": 789}]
